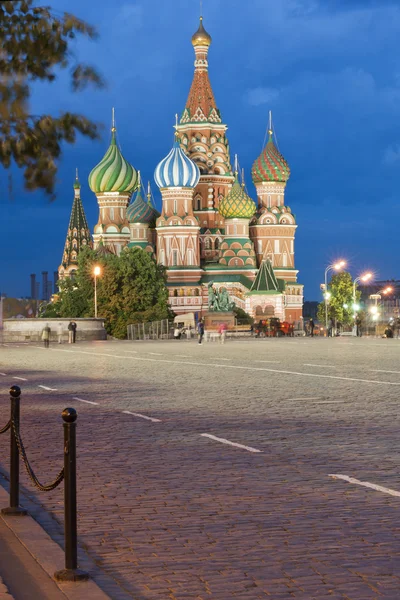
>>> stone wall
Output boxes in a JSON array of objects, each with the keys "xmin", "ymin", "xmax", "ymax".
[{"xmin": 2, "ymin": 318, "xmax": 107, "ymax": 343}]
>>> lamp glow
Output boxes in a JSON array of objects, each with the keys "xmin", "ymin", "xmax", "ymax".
[{"xmin": 94, "ymin": 266, "xmax": 101, "ymax": 276}]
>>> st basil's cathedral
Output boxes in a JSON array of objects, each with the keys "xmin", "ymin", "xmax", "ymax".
[{"xmin": 59, "ymin": 18, "xmax": 304, "ymax": 322}]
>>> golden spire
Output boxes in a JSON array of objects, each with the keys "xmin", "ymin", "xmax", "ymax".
[{"xmin": 192, "ymin": 16, "xmax": 212, "ymax": 47}]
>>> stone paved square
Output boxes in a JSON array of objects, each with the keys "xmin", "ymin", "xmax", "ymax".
[{"xmin": 1, "ymin": 337, "xmax": 400, "ymax": 599}]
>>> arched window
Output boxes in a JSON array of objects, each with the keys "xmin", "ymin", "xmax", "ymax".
[
  {"xmin": 267, "ymin": 195, "xmax": 271, "ymax": 207},
  {"xmin": 172, "ymin": 250, "xmax": 178, "ymax": 266},
  {"xmin": 173, "ymin": 289, "xmax": 178, "ymax": 297},
  {"xmin": 173, "ymin": 199, "xmax": 177, "ymax": 214},
  {"xmin": 214, "ymin": 238, "xmax": 219, "ymax": 250},
  {"xmin": 205, "ymin": 238, "xmax": 211, "ymax": 250},
  {"xmin": 195, "ymin": 196, "xmax": 201, "ymax": 211},
  {"xmin": 283, "ymin": 253, "xmax": 288, "ymax": 267},
  {"xmin": 110, "ymin": 207, "xmax": 115, "ymax": 221}
]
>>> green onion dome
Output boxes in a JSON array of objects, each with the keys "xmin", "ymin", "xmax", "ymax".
[
  {"xmin": 252, "ymin": 130, "xmax": 290, "ymax": 184},
  {"xmin": 219, "ymin": 174, "xmax": 256, "ymax": 219},
  {"xmin": 127, "ymin": 186, "xmax": 160, "ymax": 227},
  {"xmin": 88, "ymin": 128, "xmax": 138, "ymax": 194}
]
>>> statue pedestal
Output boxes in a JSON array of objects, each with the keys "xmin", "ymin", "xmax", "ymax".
[{"xmin": 204, "ymin": 312, "xmax": 235, "ymax": 331}]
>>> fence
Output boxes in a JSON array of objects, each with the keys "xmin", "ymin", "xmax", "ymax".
[
  {"xmin": 127, "ymin": 319, "xmax": 174, "ymax": 340},
  {"xmin": 0, "ymin": 385, "xmax": 88, "ymax": 582}
]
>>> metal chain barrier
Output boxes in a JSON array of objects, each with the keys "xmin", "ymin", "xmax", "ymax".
[
  {"xmin": 11, "ymin": 417, "xmax": 64, "ymax": 492},
  {"xmin": 0, "ymin": 420, "xmax": 11, "ymax": 435}
]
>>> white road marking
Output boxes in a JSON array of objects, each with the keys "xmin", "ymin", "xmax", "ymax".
[
  {"xmin": 201, "ymin": 433, "xmax": 262, "ymax": 453},
  {"xmin": 38, "ymin": 385, "xmax": 58, "ymax": 391},
  {"xmin": 372, "ymin": 369, "xmax": 400, "ymax": 374},
  {"xmin": 0, "ymin": 373, "xmax": 7, "ymax": 376},
  {"xmin": 304, "ymin": 364, "xmax": 336, "ymax": 368},
  {"xmin": 122, "ymin": 410, "xmax": 161, "ymax": 423},
  {"xmin": 123, "ymin": 350, "xmax": 138, "ymax": 354},
  {"xmin": 13, "ymin": 377, "xmax": 28, "ymax": 381},
  {"xmin": 174, "ymin": 355, "xmax": 191, "ymax": 358},
  {"xmin": 215, "ymin": 358, "xmax": 230, "ymax": 361},
  {"xmin": 73, "ymin": 397, "xmax": 99, "ymax": 406},
  {"xmin": 255, "ymin": 360, "xmax": 280, "ymax": 364},
  {"xmin": 329, "ymin": 474, "xmax": 400, "ymax": 497},
  {"xmin": 149, "ymin": 352, "xmax": 163, "ymax": 356},
  {"xmin": 315, "ymin": 400, "xmax": 347, "ymax": 404},
  {"xmin": 283, "ymin": 397, "xmax": 322, "ymax": 401},
  {"xmin": 49, "ymin": 350, "xmax": 400, "ymax": 386}
]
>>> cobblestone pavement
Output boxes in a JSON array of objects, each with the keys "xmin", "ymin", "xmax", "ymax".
[{"xmin": 1, "ymin": 337, "xmax": 400, "ymax": 599}]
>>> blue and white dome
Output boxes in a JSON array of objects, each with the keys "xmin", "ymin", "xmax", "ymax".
[{"xmin": 154, "ymin": 139, "xmax": 200, "ymax": 189}]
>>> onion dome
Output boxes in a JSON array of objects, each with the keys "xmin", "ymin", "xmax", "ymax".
[
  {"xmin": 154, "ymin": 137, "xmax": 200, "ymax": 189},
  {"xmin": 219, "ymin": 173, "xmax": 256, "ymax": 219},
  {"xmin": 252, "ymin": 130, "xmax": 290, "ymax": 184},
  {"xmin": 127, "ymin": 174, "xmax": 160, "ymax": 226},
  {"xmin": 192, "ymin": 17, "xmax": 212, "ymax": 47},
  {"xmin": 88, "ymin": 116, "xmax": 138, "ymax": 194},
  {"xmin": 96, "ymin": 238, "xmax": 115, "ymax": 256}
]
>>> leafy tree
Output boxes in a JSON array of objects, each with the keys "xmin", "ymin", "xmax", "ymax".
[
  {"xmin": 43, "ymin": 247, "xmax": 173, "ymax": 339},
  {"xmin": 233, "ymin": 306, "xmax": 253, "ymax": 324},
  {"xmin": 0, "ymin": 0, "xmax": 104, "ymax": 197},
  {"xmin": 317, "ymin": 271, "xmax": 361, "ymax": 325}
]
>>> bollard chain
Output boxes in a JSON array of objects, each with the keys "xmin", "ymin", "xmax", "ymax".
[
  {"xmin": 0, "ymin": 420, "xmax": 11, "ymax": 435},
  {"xmin": 11, "ymin": 417, "xmax": 64, "ymax": 492}
]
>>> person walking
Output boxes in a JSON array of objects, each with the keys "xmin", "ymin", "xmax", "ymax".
[
  {"xmin": 68, "ymin": 321, "xmax": 74, "ymax": 344},
  {"xmin": 41, "ymin": 323, "xmax": 51, "ymax": 348},
  {"xmin": 57, "ymin": 322, "xmax": 63, "ymax": 344},
  {"xmin": 327, "ymin": 318, "xmax": 334, "ymax": 338},
  {"xmin": 71, "ymin": 321, "xmax": 77, "ymax": 343},
  {"xmin": 197, "ymin": 319, "xmax": 204, "ymax": 345},
  {"xmin": 309, "ymin": 318, "xmax": 315, "ymax": 338},
  {"xmin": 355, "ymin": 315, "xmax": 362, "ymax": 337},
  {"xmin": 218, "ymin": 322, "xmax": 227, "ymax": 344}
]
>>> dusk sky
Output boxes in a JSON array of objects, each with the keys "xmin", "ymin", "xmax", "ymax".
[{"xmin": 1, "ymin": 0, "xmax": 400, "ymax": 299}]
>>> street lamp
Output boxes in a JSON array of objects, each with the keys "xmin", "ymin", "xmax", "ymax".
[
  {"xmin": 369, "ymin": 287, "xmax": 392, "ymax": 337},
  {"xmin": 353, "ymin": 272, "xmax": 372, "ymax": 305},
  {"xmin": 93, "ymin": 265, "xmax": 101, "ymax": 318},
  {"xmin": 324, "ymin": 260, "xmax": 346, "ymax": 332}
]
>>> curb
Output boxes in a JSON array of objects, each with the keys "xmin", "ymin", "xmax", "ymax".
[{"xmin": 0, "ymin": 487, "xmax": 110, "ymax": 600}]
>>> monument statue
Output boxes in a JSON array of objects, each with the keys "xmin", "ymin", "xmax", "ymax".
[{"xmin": 207, "ymin": 282, "xmax": 235, "ymax": 312}]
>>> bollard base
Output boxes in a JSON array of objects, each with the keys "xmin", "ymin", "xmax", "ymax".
[
  {"xmin": 54, "ymin": 568, "xmax": 89, "ymax": 582},
  {"xmin": 1, "ymin": 506, "xmax": 27, "ymax": 516}
]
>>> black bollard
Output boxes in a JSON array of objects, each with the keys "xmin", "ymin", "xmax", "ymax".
[
  {"xmin": 1, "ymin": 386, "xmax": 27, "ymax": 516},
  {"xmin": 54, "ymin": 408, "xmax": 89, "ymax": 582}
]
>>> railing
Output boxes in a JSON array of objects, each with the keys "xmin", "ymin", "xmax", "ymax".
[
  {"xmin": 0, "ymin": 385, "xmax": 88, "ymax": 582},
  {"xmin": 127, "ymin": 319, "xmax": 174, "ymax": 340}
]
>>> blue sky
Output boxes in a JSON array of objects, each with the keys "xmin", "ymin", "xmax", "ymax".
[{"xmin": 1, "ymin": 0, "xmax": 400, "ymax": 299}]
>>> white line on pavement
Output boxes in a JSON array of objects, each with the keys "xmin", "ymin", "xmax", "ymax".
[
  {"xmin": 255, "ymin": 360, "xmax": 280, "ymax": 364},
  {"xmin": 149, "ymin": 352, "xmax": 163, "ymax": 356},
  {"xmin": 174, "ymin": 355, "xmax": 191, "ymax": 358},
  {"xmin": 123, "ymin": 350, "xmax": 138, "ymax": 353},
  {"xmin": 215, "ymin": 358, "xmax": 230, "ymax": 361},
  {"xmin": 38, "ymin": 385, "xmax": 58, "ymax": 391},
  {"xmin": 329, "ymin": 474, "xmax": 400, "ymax": 497},
  {"xmin": 315, "ymin": 401, "xmax": 347, "ymax": 404},
  {"xmin": 283, "ymin": 397, "xmax": 322, "ymax": 401},
  {"xmin": 304, "ymin": 364, "xmax": 336, "ymax": 368},
  {"xmin": 122, "ymin": 410, "xmax": 161, "ymax": 423},
  {"xmin": 13, "ymin": 377, "xmax": 28, "ymax": 381},
  {"xmin": 48, "ymin": 349, "xmax": 400, "ymax": 386},
  {"xmin": 73, "ymin": 397, "xmax": 99, "ymax": 406},
  {"xmin": 201, "ymin": 433, "xmax": 262, "ymax": 453},
  {"xmin": 372, "ymin": 369, "xmax": 400, "ymax": 374},
  {"xmin": 0, "ymin": 373, "xmax": 7, "ymax": 376}
]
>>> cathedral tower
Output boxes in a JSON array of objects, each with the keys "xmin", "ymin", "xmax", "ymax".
[
  {"xmin": 58, "ymin": 171, "xmax": 93, "ymax": 280},
  {"xmin": 154, "ymin": 134, "xmax": 202, "ymax": 284},
  {"xmin": 89, "ymin": 110, "xmax": 138, "ymax": 255},
  {"xmin": 127, "ymin": 173, "xmax": 159, "ymax": 253},
  {"xmin": 176, "ymin": 17, "xmax": 234, "ymax": 262},
  {"xmin": 249, "ymin": 120, "xmax": 298, "ymax": 283}
]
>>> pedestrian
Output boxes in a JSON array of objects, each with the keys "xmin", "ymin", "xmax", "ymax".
[
  {"xmin": 328, "ymin": 318, "xmax": 334, "ymax": 338},
  {"xmin": 218, "ymin": 322, "xmax": 227, "ymax": 344},
  {"xmin": 197, "ymin": 319, "xmax": 204, "ymax": 345},
  {"xmin": 173, "ymin": 326, "xmax": 181, "ymax": 340},
  {"xmin": 309, "ymin": 318, "xmax": 315, "ymax": 338},
  {"xmin": 41, "ymin": 323, "xmax": 51, "ymax": 348},
  {"xmin": 396, "ymin": 317, "xmax": 400, "ymax": 339},
  {"xmin": 355, "ymin": 315, "xmax": 362, "ymax": 337},
  {"xmin": 71, "ymin": 321, "xmax": 77, "ymax": 343},
  {"xmin": 186, "ymin": 325, "xmax": 192, "ymax": 340},
  {"xmin": 68, "ymin": 321, "xmax": 73, "ymax": 344},
  {"xmin": 57, "ymin": 322, "xmax": 63, "ymax": 344}
]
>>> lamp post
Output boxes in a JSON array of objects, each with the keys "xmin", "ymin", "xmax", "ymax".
[
  {"xmin": 369, "ymin": 287, "xmax": 392, "ymax": 337},
  {"xmin": 352, "ymin": 272, "xmax": 372, "ymax": 306},
  {"xmin": 324, "ymin": 260, "xmax": 346, "ymax": 333},
  {"xmin": 93, "ymin": 266, "xmax": 101, "ymax": 318}
]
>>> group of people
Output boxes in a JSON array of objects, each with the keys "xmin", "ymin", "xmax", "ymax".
[
  {"xmin": 196, "ymin": 319, "xmax": 227, "ymax": 344},
  {"xmin": 41, "ymin": 321, "xmax": 78, "ymax": 348}
]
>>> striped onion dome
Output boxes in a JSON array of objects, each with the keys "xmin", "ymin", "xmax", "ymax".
[
  {"xmin": 252, "ymin": 131, "xmax": 290, "ymax": 184},
  {"xmin": 127, "ymin": 186, "xmax": 160, "ymax": 226},
  {"xmin": 88, "ymin": 128, "xmax": 138, "ymax": 194},
  {"xmin": 154, "ymin": 138, "xmax": 200, "ymax": 189},
  {"xmin": 219, "ymin": 174, "xmax": 256, "ymax": 219}
]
